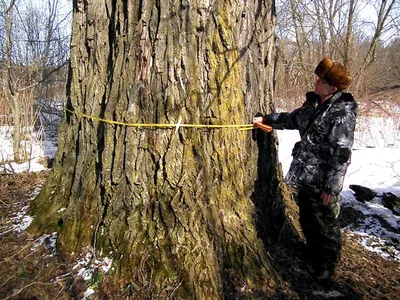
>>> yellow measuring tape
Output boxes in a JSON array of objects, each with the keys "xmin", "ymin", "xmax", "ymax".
[{"xmin": 65, "ymin": 108, "xmax": 273, "ymax": 132}]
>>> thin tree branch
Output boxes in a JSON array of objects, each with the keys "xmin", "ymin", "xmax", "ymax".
[{"xmin": 19, "ymin": 59, "xmax": 69, "ymax": 93}]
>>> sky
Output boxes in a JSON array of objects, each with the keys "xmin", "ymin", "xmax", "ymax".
[{"xmin": 20, "ymin": 0, "xmax": 73, "ymax": 34}]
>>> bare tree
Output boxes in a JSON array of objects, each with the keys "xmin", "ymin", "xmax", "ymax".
[
  {"xmin": 0, "ymin": 0, "xmax": 71, "ymax": 162},
  {"xmin": 1, "ymin": 0, "xmax": 22, "ymax": 162},
  {"xmin": 275, "ymin": 0, "xmax": 400, "ymax": 103},
  {"xmin": 353, "ymin": 0, "xmax": 398, "ymax": 91},
  {"xmin": 343, "ymin": 0, "xmax": 357, "ymax": 67}
]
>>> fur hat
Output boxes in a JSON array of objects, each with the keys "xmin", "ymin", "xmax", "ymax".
[{"xmin": 315, "ymin": 57, "xmax": 352, "ymax": 90}]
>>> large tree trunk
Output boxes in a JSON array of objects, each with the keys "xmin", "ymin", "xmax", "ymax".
[{"xmin": 30, "ymin": 0, "xmax": 293, "ymax": 297}]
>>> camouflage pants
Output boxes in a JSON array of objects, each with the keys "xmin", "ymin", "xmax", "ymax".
[{"xmin": 297, "ymin": 188, "xmax": 342, "ymax": 273}]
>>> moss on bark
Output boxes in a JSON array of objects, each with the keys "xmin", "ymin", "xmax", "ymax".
[{"xmin": 29, "ymin": 1, "xmax": 298, "ymax": 298}]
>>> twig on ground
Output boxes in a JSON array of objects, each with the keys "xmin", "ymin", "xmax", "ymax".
[
  {"xmin": 169, "ymin": 280, "xmax": 183, "ymax": 298},
  {"xmin": 0, "ymin": 276, "xmax": 15, "ymax": 288},
  {"xmin": 4, "ymin": 281, "xmax": 54, "ymax": 299}
]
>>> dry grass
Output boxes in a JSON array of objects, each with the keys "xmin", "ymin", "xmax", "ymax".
[
  {"xmin": 1, "ymin": 172, "xmax": 399, "ymax": 299},
  {"xmin": 268, "ymin": 233, "xmax": 400, "ymax": 299},
  {"xmin": 0, "ymin": 172, "xmax": 74, "ymax": 299},
  {"xmin": 0, "ymin": 91, "xmax": 37, "ymax": 127}
]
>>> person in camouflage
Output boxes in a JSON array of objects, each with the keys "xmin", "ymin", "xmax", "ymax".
[{"xmin": 253, "ymin": 57, "xmax": 357, "ymax": 282}]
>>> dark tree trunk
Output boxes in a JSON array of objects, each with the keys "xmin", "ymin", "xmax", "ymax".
[
  {"xmin": 3, "ymin": 2, "xmax": 22, "ymax": 163},
  {"xmin": 30, "ymin": 0, "xmax": 294, "ymax": 298}
]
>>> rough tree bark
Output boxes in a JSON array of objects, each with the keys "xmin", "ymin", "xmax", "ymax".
[{"xmin": 30, "ymin": 0, "xmax": 294, "ymax": 298}]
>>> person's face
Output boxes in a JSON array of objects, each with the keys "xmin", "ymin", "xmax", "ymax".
[{"xmin": 314, "ymin": 76, "xmax": 337, "ymax": 98}]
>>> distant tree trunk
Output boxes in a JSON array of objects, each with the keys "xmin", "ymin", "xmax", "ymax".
[
  {"xmin": 10, "ymin": 92, "xmax": 21, "ymax": 162},
  {"xmin": 343, "ymin": 0, "xmax": 356, "ymax": 67},
  {"xmin": 30, "ymin": 0, "xmax": 293, "ymax": 297},
  {"xmin": 289, "ymin": 0, "xmax": 306, "ymax": 71},
  {"xmin": 315, "ymin": 0, "xmax": 327, "ymax": 57},
  {"xmin": 2, "ymin": 0, "xmax": 22, "ymax": 162}
]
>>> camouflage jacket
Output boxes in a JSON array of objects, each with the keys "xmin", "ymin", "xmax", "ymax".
[{"xmin": 263, "ymin": 91, "xmax": 357, "ymax": 195}]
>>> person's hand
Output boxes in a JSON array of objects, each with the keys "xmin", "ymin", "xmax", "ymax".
[
  {"xmin": 321, "ymin": 192, "xmax": 334, "ymax": 205},
  {"xmin": 253, "ymin": 116, "xmax": 263, "ymax": 123}
]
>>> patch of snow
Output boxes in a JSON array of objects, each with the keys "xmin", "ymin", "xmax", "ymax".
[
  {"xmin": 0, "ymin": 100, "xmax": 61, "ymax": 173},
  {"xmin": 99, "ymin": 257, "xmax": 113, "ymax": 273},
  {"xmin": 72, "ymin": 251, "xmax": 92, "ymax": 271},
  {"xmin": 277, "ymin": 128, "xmax": 400, "ymax": 261},
  {"xmin": 55, "ymin": 272, "xmax": 71, "ymax": 281},
  {"xmin": 10, "ymin": 205, "xmax": 33, "ymax": 233},
  {"xmin": 0, "ymin": 184, "xmax": 42, "ymax": 237},
  {"xmin": 18, "ymin": 215, "xmax": 34, "ymax": 231},
  {"xmin": 347, "ymin": 231, "xmax": 400, "ymax": 261},
  {"xmin": 31, "ymin": 232, "xmax": 58, "ymax": 256},
  {"xmin": 0, "ymin": 126, "xmax": 54, "ymax": 161},
  {"xmin": 355, "ymin": 117, "xmax": 400, "ymax": 148},
  {"xmin": 83, "ymin": 287, "xmax": 95, "ymax": 300},
  {"xmin": 1, "ymin": 157, "xmax": 52, "ymax": 173},
  {"xmin": 72, "ymin": 250, "xmax": 113, "ymax": 281},
  {"xmin": 29, "ymin": 187, "xmax": 43, "ymax": 200}
]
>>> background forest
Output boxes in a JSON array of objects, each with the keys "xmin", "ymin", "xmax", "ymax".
[{"xmin": 275, "ymin": 0, "xmax": 400, "ymax": 113}]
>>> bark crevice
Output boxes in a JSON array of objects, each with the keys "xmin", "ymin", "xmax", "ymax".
[{"xmin": 29, "ymin": 1, "xmax": 298, "ymax": 298}]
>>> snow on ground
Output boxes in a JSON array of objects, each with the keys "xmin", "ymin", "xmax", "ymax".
[
  {"xmin": 277, "ymin": 121, "xmax": 400, "ymax": 261},
  {"xmin": 0, "ymin": 126, "xmax": 57, "ymax": 173},
  {"xmin": 71, "ymin": 248, "xmax": 113, "ymax": 281},
  {"xmin": 0, "ymin": 100, "xmax": 63, "ymax": 173},
  {"xmin": 1, "ymin": 113, "xmax": 399, "ymax": 264}
]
